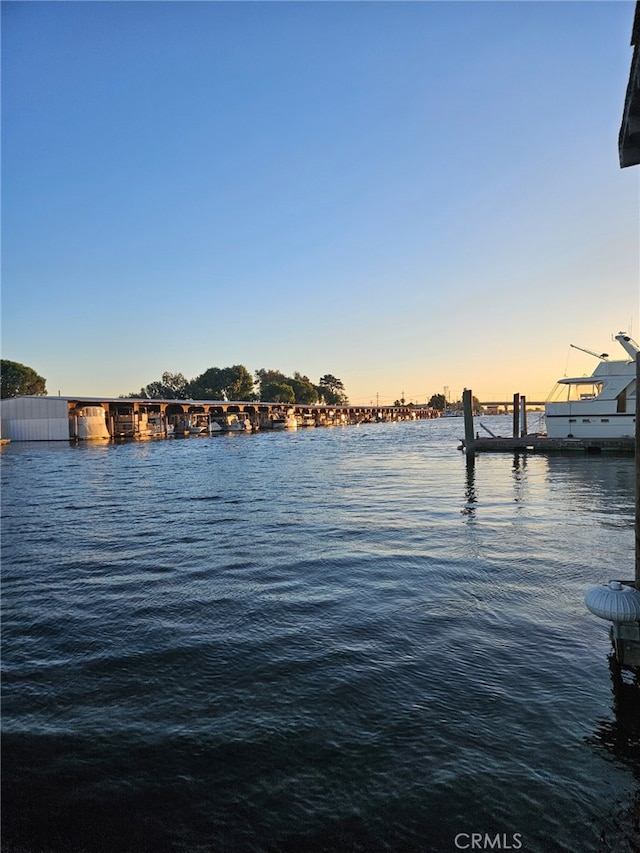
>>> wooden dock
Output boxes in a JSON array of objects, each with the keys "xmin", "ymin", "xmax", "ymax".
[
  {"xmin": 459, "ymin": 434, "xmax": 634, "ymax": 454},
  {"xmin": 460, "ymin": 388, "xmax": 634, "ymax": 454}
]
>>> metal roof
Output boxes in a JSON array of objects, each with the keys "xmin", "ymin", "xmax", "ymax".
[{"xmin": 619, "ymin": 1, "xmax": 640, "ymax": 167}]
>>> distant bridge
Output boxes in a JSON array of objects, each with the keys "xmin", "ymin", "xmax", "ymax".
[{"xmin": 478, "ymin": 401, "xmax": 546, "ymax": 408}]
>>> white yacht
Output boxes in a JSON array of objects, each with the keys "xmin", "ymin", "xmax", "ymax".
[{"xmin": 544, "ymin": 332, "xmax": 638, "ymax": 439}]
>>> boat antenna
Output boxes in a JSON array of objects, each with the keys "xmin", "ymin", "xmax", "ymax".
[{"xmin": 569, "ymin": 344, "xmax": 609, "ymax": 360}]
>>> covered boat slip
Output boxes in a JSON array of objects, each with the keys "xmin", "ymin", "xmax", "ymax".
[
  {"xmin": 0, "ymin": 395, "xmax": 435, "ymax": 442},
  {"xmin": 0, "ymin": 396, "xmax": 71, "ymax": 441}
]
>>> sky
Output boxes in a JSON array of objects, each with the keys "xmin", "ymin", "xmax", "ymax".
[{"xmin": 2, "ymin": 0, "xmax": 638, "ymax": 405}]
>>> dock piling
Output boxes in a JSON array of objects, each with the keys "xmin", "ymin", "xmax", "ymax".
[
  {"xmin": 636, "ymin": 352, "xmax": 639, "ymax": 590},
  {"xmin": 512, "ymin": 393, "xmax": 520, "ymax": 439},
  {"xmin": 462, "ymin": 389, "xmax": 475, "ymax": 459}
]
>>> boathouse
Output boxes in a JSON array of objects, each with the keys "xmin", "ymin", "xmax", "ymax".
[{"xmin": 0, "ymin": 395, "xmax": 437, "ymax": 441}]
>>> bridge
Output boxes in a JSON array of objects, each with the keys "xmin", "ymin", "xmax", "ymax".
[{"xmin": 477, "ymin": 401, "xmax": 546, "ymax": 408}]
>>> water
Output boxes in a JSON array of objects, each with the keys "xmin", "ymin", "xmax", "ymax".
[{"xmin": 2, "ymin": 418, "xmax": 638, "ymax": 853}]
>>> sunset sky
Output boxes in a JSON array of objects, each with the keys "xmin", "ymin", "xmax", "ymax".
[{"xmin": 2, "ymin": 1, "xmax": 638, "ymax": 405}]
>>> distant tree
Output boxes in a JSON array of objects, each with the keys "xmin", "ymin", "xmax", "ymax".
[
  {"xmin": 126, "ymin": 371, "xmax": 189, "ymax": 399},
  {"xmin": 256, "ymin": 369, "xmax": 319, "ymax": 404},
  {"xmin": 223, "ymin": 365, "xmax": 256, "ymax": 400},
  {"xmin": 288, "ymin": 372, "xmax": 319, "ymax": 404},
  {"xmin": 255, "ymin": 368, "xmax": 286, "ymax": 389},
  {"xmin": 1, "ymin": 360, "xmax": 47, "ymax": 398},
  {"xmin": 188, "ymin": 367, "xmax": 227, "ymax": 399},
  {"xmin": 260, "ymin": 381, "xmax": 295, "ymax": 404},
  {"xmin": 318, "ymin": 374, "xmax": 348, "ymax": 405},
  {"xmin": 189, "ymin": 365, "xmax": 255, "ymax": 400},
  {"xmin": 428, "ymin": 393, "xmax": 446, "ymax": 412}
]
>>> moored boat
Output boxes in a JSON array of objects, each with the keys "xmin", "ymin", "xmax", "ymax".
[
  {"xmin": 271, "ymin": 409, "xmax": 298, "ymax": 430},
  {"xmin": 222, "ymin": 413, "xmax": 251, "ymax": 432},
  {"xmin": 70, "ymin": 405, "xmax": 110, "ymax": 440},
  {"xmin": 544, "ymin": 332, "xmax": 638, "ymax": 439},
  {"xmin": 188, "ymin": 414, "xmax": 210, "ymax": 435}
]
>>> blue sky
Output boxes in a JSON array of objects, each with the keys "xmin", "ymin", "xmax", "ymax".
[{"xmin": 2, "ymin": 0, "xmax": 638, "ymax": 404}]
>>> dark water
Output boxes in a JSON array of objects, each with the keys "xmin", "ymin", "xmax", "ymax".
[{"xmin": 2, "ymin": 418, "xmax": 639, "ymax": 853}]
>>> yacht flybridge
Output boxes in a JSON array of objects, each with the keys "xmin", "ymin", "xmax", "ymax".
[{"xmin": 544, "ymin": 333, "xmax": 638, "ymax": 439}]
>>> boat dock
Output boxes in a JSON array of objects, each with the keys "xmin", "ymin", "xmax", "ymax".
[
  {"xmin": 460, "ymin": 434, "xmax": 635, "ymax": 454},
  {"xmin": 459, "ymin": 388, "xmax": 636, "ymax": 455}
]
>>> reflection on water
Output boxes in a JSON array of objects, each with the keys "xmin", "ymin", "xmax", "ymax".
[
  {"xmin": 511, "ymin": 452, "xmax": 529, "ymax": 505},
  {"xmin": 595, "ymin": 656, "xmax": 640, "ymax": 768},
  {"xmin": 589, "ymin": 656, "xmax": 640, "ymax": 852},
  {"xmin": 462, "ymin": 460, "xmax": 477, "ymax": 520}
]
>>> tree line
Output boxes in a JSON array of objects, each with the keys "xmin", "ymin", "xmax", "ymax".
[
  {"xmin": 0, "ymin": 359, "xmax": 476, "ymax": 411},
  {"xmin": 124, "ymin": 367, "xmax": 349, "ymax": 406}
]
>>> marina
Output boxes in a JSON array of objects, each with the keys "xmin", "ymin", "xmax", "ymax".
[
  {"xmin": 3, "ymin": 331, "xmax": 636, "ymax": 452},
  {"xmin": 2, "ymin": 1, "xmax": 639, "ymax": 848},
  {"xmin": 0, "ymin": 396, "xmax": 438, "ymax": 443}
]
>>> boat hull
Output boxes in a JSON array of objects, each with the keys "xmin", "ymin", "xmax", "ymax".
[{"xmin": 545, "ymin": 412, "xmax": 636, "ymax": 439}]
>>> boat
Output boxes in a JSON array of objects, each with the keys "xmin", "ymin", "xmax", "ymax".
[
  {"xmin": 188, "ymin": 414, "xmax": 210, "ymax": 435},
  {"xmin": 271, "ymin": 409, "xmax": 298, "ymax": 430},
  {"xmin": 70, "ymin": 405, "xmax": 110, "ymax": 440},
  {"xmin": 544, "ymin": 332, "xmax": 638, "ymax": 439},
  {"xmin": 222, "ymin": 413, "xmax": 251, "ymax": 432},
  {"xmin": 147, "ymin": 412, "xmax": 169, "ymax": 438}
]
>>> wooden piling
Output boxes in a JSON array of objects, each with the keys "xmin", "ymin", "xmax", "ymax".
[
  {"xmin": 520, "ymin": 395, "xmax": 527, "ymax": 437},
  {"xmin": 512, "ymin": 393, "xmax": 520, "ymax": 439},
  {"xmin": 636, "ymin": 353, "xmax": 639, "ymax": 590},
  {"xmin": 462, "ymin": 389, "xmax": 475, "ymax": 457}
]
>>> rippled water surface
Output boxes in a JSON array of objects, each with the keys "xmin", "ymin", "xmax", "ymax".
[{"xmin": 2, "ymin": 419, "xmax": 639, "ymax": 852}]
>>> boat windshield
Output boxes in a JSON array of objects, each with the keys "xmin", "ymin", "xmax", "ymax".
[{"xmin": 547, "ymin": 381, "xmax": 603, "ymax": 403}]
